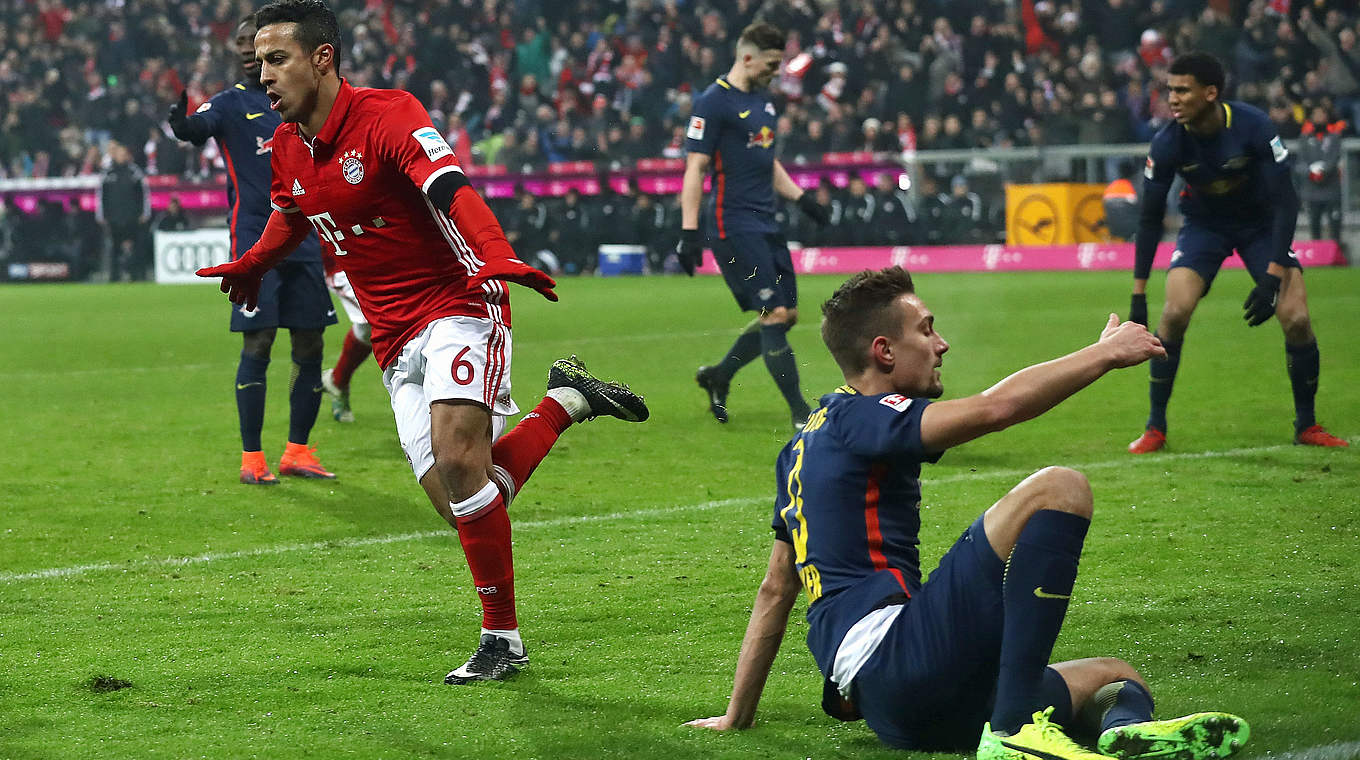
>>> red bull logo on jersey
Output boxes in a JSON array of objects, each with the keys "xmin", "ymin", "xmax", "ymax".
[
  {"xmin": 255, "ymin": 135, "xmax": 273, "ymax": 155},
  {"xmin": 747, "ymin": 126, "xmax": 775, "ymax": 149}
]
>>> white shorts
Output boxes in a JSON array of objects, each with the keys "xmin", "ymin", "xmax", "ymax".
[
  {"xmin": 326, "ymin": 269, "xmax": 369, "ymax": 328},
  {"xmin": 382, "ymin": 316, "xmax": 517, "ymax": 481}
]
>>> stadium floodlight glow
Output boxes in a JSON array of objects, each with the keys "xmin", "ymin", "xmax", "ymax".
[{"xmin": 898, "ymin": 173, "xmax": 911, "ymax": 191}]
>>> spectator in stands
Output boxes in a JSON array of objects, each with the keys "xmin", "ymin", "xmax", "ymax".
[
  {"xmin": 96, "ymin": 142, "xmax": 149, "ymax": 282},
  {"xmin": 872, "ymin": 173, "xmax": 917, "ymax": 246},
  {"xmin": 630, "ymin": 191, "xmax": 673, "ymax": 273},
  {"xmin": 553, "ymin": 188, "xmax": 594, "ymax": 275},
  {"xmin": 0, "ymin": 197, "xmax": 15, "ymax": 270},
  {"xmin": 939, "ymin": 175, "xmax": 985, "ymax": 245},
  {"xmin": 503, "ymin": 186, "xmax": 557, "ymax": 275},
  {"xmin": 841, "ymin": 176, "xmax": 877, "ymax": 246},
  {"xmin": 1102, "ymin": 160, "xmax": 1142, "ymax": 242},
  {"xmin": 1297, "ymin": 105, "xmax": 1346, "ymax": 242},
  {"xmin": 156, "ymin": 195, "xmax": 192, "ymax": 232}
]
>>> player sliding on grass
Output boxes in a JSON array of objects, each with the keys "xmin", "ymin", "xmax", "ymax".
[
  {"xmin": 197, "ymin": 0, "xmax": 648, "ymax": 685},
  {"xmin": 688, "ymin": 267, "xmax": 1249, "ymax": 760},
  {"xmin": 1127, "ymin": 52, "xmax": 1347, "ymax": 453}
]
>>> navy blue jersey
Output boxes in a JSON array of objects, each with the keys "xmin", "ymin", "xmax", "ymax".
[
  {"xmin": 1144, "ymin": 101, "xmax": 1293, "ymax": 227},
  {"xmin": 772, "ymin": 386, "xmax": 943, "ymax": 676},
  {"xmin": 685, "ymin": 77, "xmax": 780, "ymax": 238},
  {"xmin": 181, "ymin": 82, "xmax": 320, "ymax": 262}
]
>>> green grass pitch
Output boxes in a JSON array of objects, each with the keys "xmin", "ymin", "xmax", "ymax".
[{"xmin": 1, "ymin": 267, "xmax": 1357, "ymax": 759}]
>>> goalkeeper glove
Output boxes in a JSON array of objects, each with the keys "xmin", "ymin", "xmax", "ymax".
[
  {"xmin": 1129, "ymin": 293, "xmax": 1148, "ymax": 327},
  {"xmin": 1242, "ymin": 272, "xmax": 1281, "ymax": 326},
  {"xmin": 796, "ymin": 192, "xmax": 830, "ymax": 226},
  {"xmin": 676, "ymin": 229, "xmax": 702, "ymax": 276}
]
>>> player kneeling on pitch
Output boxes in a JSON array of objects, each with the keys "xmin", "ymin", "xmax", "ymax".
[{"xmin": 687, "ymin": 267, "xmax": 1249, "ymax": 760}]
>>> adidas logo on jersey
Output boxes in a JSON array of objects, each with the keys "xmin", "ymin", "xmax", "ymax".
[{"xmin": 292, "ymin": 178, "xmax": 305, "ymax": 196}]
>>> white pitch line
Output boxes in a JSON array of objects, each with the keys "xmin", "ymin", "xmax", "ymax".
[
  {"xmin": 2, "ymin": 440, "xmax": 1352, "ymax": 585},
  {"xmin": 1268, "ymin": 740, "xmax": 1360, "ymax": 760}
]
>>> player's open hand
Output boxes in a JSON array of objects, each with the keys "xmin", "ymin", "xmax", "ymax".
[
  {"xmin": 1243, "ymin": 272, "xmax": 1281, "ymax": 326},
  {"xmin": 196, "ymin": 259, "xmax": 264, "ymax": 311},
  {"xmin": 684, "ymin": 715, "xmax": 746, "ymax": 731},
  {"xmin": 1098, "ymin": 312, "xmax": 1166, "ymax": 367},
  {"xmin": 473, "ymin": 257, "xmax": 558, "ymax": 302}
]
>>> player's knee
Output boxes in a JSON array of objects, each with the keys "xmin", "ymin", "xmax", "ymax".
[
  {"xmin": 1030, "ymin": 466, "xmax": 1093, "ymax": 519},
  {"xmin": 289, "ymin": 329, "xmax": 324, "ymax": 362},
  {"xmin": 1278, "ymin": 311, "xmax": 1313, "ymax": 344},
  {"xmin": 1157, "ymin": 303, "xmax": 1193, "ymax": 336},
  {"xmin": 241, "ymin": 329, "xmax": 276, "ymax": 359},
  {"xmin": 352, "ymin": 323, "xmax": 372, "ymax": 345},
  {"xmin": 1089, "ymin": 656, "xmax": 1143, "ymax": 688},
  {"xmin": 760, "ymin": 306, "xmax": 793, "ymax": 326}
]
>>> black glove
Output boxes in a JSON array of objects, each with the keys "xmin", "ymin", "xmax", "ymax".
[
  {"xmin": 1129, "ymin": 293, "xmax": 1148, "ymax": 327},
  {"xmin": 1243, "ymin": 272, "xmax": 1281, "ymax": 326},
  {"xmin": 167, "ymin": 89, "xmax": 190, "ymax": 139},
  {"xmin": 676, "ymin": 229, "xmax": 701, "ymax": 276},
  {"xmin": 796, "ymin": 192, "xmax": 830, "ymax": 226}
]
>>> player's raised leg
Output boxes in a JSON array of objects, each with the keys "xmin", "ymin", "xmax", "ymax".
[
  {"xmin": 1130, "ymin": 267, "xmax": 1205, "ymax": 454},
  {"xmin": 1274, "ymin": 269, "xmax": 1347, "ymax": 447},
  {"xmin": 490, "ymin": 356, "xmax": 648, "ymax": 506},
  {"xmin": 977, "ymin": 468, "xmax": 1103, "ymax": 759}
]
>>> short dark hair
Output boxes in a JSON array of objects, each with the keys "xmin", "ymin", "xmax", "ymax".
[
  {"xmin": 1169, "ymin": 52, "xmax": 1225, "ymax": 93},
  {"xmin": 238, "ymin": 12, "xmax": 256, "ymax": 28},
  {"xmin": 738, "ymin": 22, "xmax": 785, "ymax": 53},
  {"xmin": 820, "ymin": 267, "xmax": 917, "ymax": 375},
  {"xmin": 255, "ymin": 0, "xmax": 341, "ymax": 65}
]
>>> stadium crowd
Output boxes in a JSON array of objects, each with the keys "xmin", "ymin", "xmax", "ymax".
[{"xmin": 2, "ymin": 0, "xmax": 1358, "ymax": 276}]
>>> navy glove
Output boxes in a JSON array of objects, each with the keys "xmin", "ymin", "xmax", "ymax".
[
  {"xmin": 167, "ymin": 90, "xmax": 190, "ymax": 139},
  {"xmin": 1129, "ymin": 293, "xmax": 1148, "ymax": 327},
  {"xmin": 796, "ymin": 192, "xmax": 830, "ymax": 226},
  {"xmin": 1243, "ymin": 272, "xmax": 1281, "ymax": 326},
  {"xmin": 676, "ymin": 229, "xmax": 702, "ymax": 276}
]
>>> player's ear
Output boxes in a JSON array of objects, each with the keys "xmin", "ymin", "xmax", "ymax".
[
  {"xmin": 313, "ymin": 43, "xmax": 335, "ymax": 74},
  {"xmin": 869, "ymin": 335, "xmax": 893, "ymax": 371}
]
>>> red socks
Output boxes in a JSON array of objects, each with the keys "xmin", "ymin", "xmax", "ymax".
[
  {"xmin": 454, "ymin": 493, "xmax": 517, "ymax": 631},
  {"xmin": 490, "ymin": 397, "xmax": 573, "ymax": 501},
  {"xmin": 332, "ymin": 329, "xmax": 372, "ymax": 389}
]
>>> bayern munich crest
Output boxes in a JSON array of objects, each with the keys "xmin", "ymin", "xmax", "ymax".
[{"xmin": 340, "ymin": 150, "xmax": 364, "ymax": 184}]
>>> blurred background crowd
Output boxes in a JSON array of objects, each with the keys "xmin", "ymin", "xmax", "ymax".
[{"xmin": 1, "ymin": 0, "xmax": 1358, "ymax": 277}]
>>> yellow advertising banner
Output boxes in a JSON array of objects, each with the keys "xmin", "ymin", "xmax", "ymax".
[{"xmin": 1005, "ymin": 183, "xmax": 1107, "ymax": 245}]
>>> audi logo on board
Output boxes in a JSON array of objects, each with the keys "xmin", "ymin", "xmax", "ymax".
[{"xmin": 161, "ymin": 241, "xmax": 230, "ymax": 273}]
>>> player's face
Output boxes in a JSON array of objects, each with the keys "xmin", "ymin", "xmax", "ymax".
[
  {"xmin": 885, "ymin": 294, "xmax": 949, "ymax": 398},
  {"xmin": 255, "ymin": 23, "xmax": 324, "ymax": 124},
  {"xmin": 745, "ymin": 49, "xmax": 782, "ymax": 89},
  {"xmin": 1166, "ymin": 73, "xmax": 1217, "ymax": 125},
  {"xmin": 236, "ymin": 21, "xmax": 260, "ymax": 82}
]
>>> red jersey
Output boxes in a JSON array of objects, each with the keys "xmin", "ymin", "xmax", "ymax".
[{"xmin": 269, "ymin": 80, "xmax": 509, "ymax": 369}]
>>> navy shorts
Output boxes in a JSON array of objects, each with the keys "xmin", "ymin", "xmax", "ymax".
[
  {"xmin": 230, "ymin": 259, "xmax": 337, "ymax": 332},
  {"xmin": 850, "ymin": 515, "xmax": 1007, "ymax": 750},
  {"xmin": 711, "ymin": 232, "xmax": 797, "ymax": 313},
  {"xmin": 1171, "ymin": 221, "xmax": 1302, "ymax": 294}
]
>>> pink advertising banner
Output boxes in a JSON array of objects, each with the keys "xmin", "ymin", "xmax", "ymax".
[{"xmin": 694, "ymin": 241, "xmax": 1346, "ymax": 275}]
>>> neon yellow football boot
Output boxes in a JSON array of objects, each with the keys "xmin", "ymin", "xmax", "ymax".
[
  {"xmin": 978, "ymin": 707, "xmax": 1108, "ymax": 760},
  {"xmin": 1098, "ymin": 712, "xmax": 1249, "ymax": 760}
]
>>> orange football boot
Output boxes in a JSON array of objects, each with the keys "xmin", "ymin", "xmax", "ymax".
[
  {"xmin": 1128, "ymin": 427, "xmax": 1167, "ymax": 454},
  {"xmin": 241, "ymin": 450, "xmax": 279, "ymax": 485},
  {"xmin": 1295, "ymin": 425, "xmax": 1349, "ymax": 447},
  {"xmin": 278, "ymin": 442, "xmax": 336, "ymax": 479}
]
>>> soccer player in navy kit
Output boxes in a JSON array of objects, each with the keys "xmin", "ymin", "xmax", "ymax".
[
  {"xmin": 689, "ymin": 268, "xmax": 1250, "ymax": 759},
  {"xmin": 1127, "ymin": 52, "xmax": 1347, "ymax": 454},
  {"xmin": 677, "ymin": 22, "xmax": 830, "ymax": 430},
  {"xmin": 168, "ymin": 13, "xmax": 338, "ymax": 484}
]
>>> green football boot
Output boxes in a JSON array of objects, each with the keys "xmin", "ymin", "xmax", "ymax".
[
  {"xmin": 1098, "ymin": 712, "xmax": 1249, "ymax": 760},
  {"xmin": 978, "ymin": 707, "xmax": 1109, "ymax": 760}
]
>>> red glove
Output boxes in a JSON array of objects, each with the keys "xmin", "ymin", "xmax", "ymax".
[
  {"xmin": 471, "ymin": 253, "xmax": 558, "ymax": 302},
  {"xmin": 197, "ymin": 256, "xmax": 267, "ymax": 310}
]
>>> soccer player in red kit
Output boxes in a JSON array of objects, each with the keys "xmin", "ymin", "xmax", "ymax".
[{"xmin": 198, "ymin": 0, "xmax": 649, "ymax": 684}]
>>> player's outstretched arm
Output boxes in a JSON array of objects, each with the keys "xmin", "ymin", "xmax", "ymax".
[
  {"xmin": 166, "ymin": 89, "xmax": 213, "ymax": 146},
  {"xmin": 196, "ymin": 210, "xmax": 309, "ymax": 309},
  {"xmin": 427, "ymin": 171, "xmax": 557, "ymax": 301},
  {"xmin": 920, "ymin": 314, "xmax": 1165, "ymax": 451},
  {"xmin": 685, "ymin": 540, "xmax": 801, "ymax": 731}
]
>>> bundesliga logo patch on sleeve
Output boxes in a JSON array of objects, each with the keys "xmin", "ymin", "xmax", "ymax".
[
  {"xmin": 1270, "ymin": 135, "xmax": 1289, "ymax": 162},
  {"xmin": 411, "ymin": 127, "xmax": 453, "ymax": 161},
  {"xmin": 879, "ymin": 394, "xmax": 913, "ymax": 412},
  {"xmin": 687, "ymin": 116, "xmax": 705, "ymax": 140}
]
